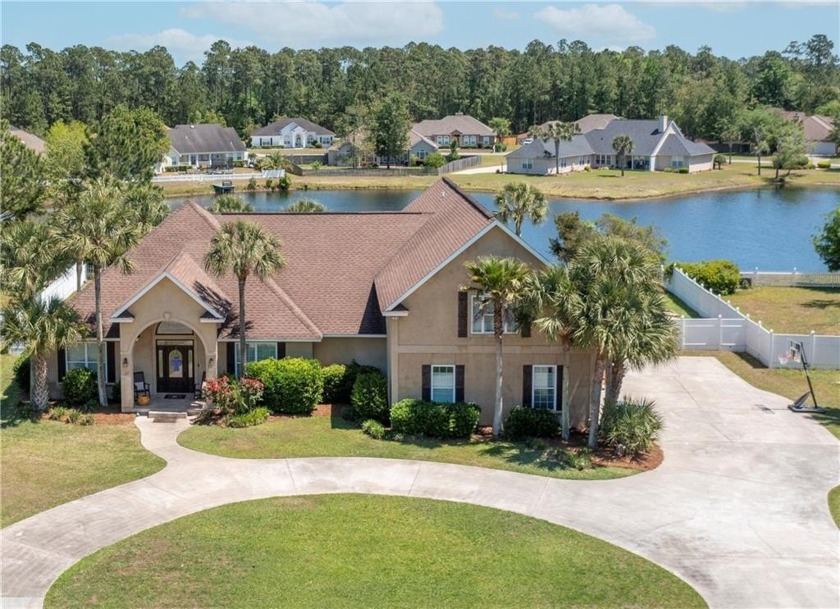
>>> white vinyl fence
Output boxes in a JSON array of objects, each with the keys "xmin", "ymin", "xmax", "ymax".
[{"xmin": 667, "ymin": 268, "xmax": 840, "ymax": 370}]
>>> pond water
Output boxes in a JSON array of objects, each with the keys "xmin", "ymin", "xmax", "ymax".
[{"xmin": 169, "ymin": 187, "xmax": 838, "ymax": 272}]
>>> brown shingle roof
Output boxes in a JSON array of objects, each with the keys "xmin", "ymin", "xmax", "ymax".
[
  {"xmin": 69, "ymin": 179, "xmax": 495, "ymax": 340},
  {"xmin": 413, "ymin": 114, "xmax": 496, "ymax": 138},
  {"xmin": 9, "ymin": 125, "xmax": 46, "ymax": 154}
]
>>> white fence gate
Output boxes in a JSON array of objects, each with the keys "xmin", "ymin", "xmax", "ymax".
[{"xmin": 667, "ymin": 268, "xmax": 840, "ymax": 370}]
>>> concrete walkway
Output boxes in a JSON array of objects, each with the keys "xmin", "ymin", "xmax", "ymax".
[{"xmin": 2, "ymin": 357, "xmax": 838, "ymax": 609}]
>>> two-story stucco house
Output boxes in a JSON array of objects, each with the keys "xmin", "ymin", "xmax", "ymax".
[
  {"xmin": 49, "ymin": 179, "xmax": 595, "ymax": 428},
  {"xmin": 250, "ymin": 118, "xmax": 335, "ymax": 148}
]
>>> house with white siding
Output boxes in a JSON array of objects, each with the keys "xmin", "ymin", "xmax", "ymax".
[{"xmin": 250, "ymin": 118, "xmax": 335, "ymax": 148}]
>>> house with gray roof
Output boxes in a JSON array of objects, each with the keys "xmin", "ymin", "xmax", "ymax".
[
  {"xmin": 160, "ymin": 124, "xmax": 247, "ymax": 171},
  {"xmin": 413, "ymin": 113, "xmax": 497, "ymax": 149},
  {"xmin": 8, "ymin": 125, "xmax": 46, "ymax": 154},
  {"xmin": 328, "ymin": 127, "xmax": 440, "ymax": 167},
  {"xmin": 778, "ymin": 111, "xmax": 837, "ymax": 157},
  {"xmin": 250, "ymin": 118, "xmax": 335, "ymax": 149},
  {"xmin": 506, "ymin": 115, "xmax": 715, "ymax": 175}
]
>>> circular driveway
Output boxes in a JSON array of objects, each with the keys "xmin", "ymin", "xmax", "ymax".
[{"xmin": 2, "ymin": 357, "xmax": 838, "ymax": 609}]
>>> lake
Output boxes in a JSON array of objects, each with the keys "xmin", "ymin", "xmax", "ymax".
[{"xmin": 169, "ymin": 187, "xmax": 838, "ymax": 272}]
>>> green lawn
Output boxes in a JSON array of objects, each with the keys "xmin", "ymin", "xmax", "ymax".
[
  {"xmin": 46, "ymin": 495, "xmax": 706, "ymax": 609},
  {"xmin": 726, "ymin": 286, "xmax": 840, "ymax": 335},
  {"xmin": 178, "ymin": 414, "xmax": 637, "ymax": 480},
  {"xmin": 1, "ymin": 353, "xmax": 21, "ymax": 417},
  {"xmin": 664, "ymin": 291, "xmax": 699, "ymax": 318},
  {"xmin": 829, "ymin": 486, "xmax": 840, "ymax": 528}
]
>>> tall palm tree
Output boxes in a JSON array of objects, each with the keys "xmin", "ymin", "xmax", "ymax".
[
  {"xmin": 52, "ymin": 177, "xmax": 142, "ymax": 406},
  {"xmin": 0, "ymin": 220, "xmax": 68, "ymax": 301},
  {"xmin": 1, "ymin": 297, "xmax": 84, "ymax": 410},
  {"xmin": 124, "ymin": 183, "xmax": 170, "ymax": 233},
  {"xmin": 537, "ymin": 236, "xmax": 660, "ymax": 448},
  {"xmin": 493, "ymin": 182, "xmax": 548, "ymax": 237},
  {"xmin": 750, "ymin": 128, "xmax": 769, "ymax": 176},
  {"xmin": 534, "ymin": 121, "xmax": 581, "ymax": 175},
  {"xmin": 284, "ymin": 199, "xmax": 325, "ymax": 213},
  {"xmin": 612, "ymin": 135, "xmax": 634, "ymax": 177},
  {"xmin": 464, "ymin": 256, "xmax": 531, "ymax": 438},
  {"xmin": 204, "ymin": 221, "xmax": 284, "ymax": 377},
  {"xmin": 208, "ymin": 194, "xmax": 255, "ymax": 213}
]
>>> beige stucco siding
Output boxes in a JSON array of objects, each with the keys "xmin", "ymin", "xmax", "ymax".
[
  {"xmin": 314, "ymin": 337, "xmax": 387, "ymax": 371},
  {"xmin": 389, "ymin": 226, "xmax": 593, "ymax": 427}
]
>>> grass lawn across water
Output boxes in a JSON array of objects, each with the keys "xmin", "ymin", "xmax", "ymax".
[
  {"xmin": 726, "ymin": 286, "xmax": 840, "ymax": 335},
  {"xmin": 46, "ymin": 494, "xmax": 707, "ymax": 609},
  {"xmin": 178, "ymin": 413, "xmax": 639, "ymax": 480}
]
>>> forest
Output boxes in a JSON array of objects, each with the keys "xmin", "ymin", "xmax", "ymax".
[{"xmin": 2, "ymin": 35, "xmax": 838, "ymax": 142}]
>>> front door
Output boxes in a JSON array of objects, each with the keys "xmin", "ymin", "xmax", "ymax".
[{"xmin": 156, "ymin": 344, "xmax": 194, "ymax": 393}]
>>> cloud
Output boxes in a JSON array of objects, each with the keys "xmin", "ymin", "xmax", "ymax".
[
  {"xmin": 181, "ymin": 0, "xmax": 444, "ymax": 47},
  {"xmin": 535, "ymin": 4, "xmax": 656, "ymax": 45},
  {"xmin": 107, "ymin": 29, "xmax": 252, "ymax": 63},
  {"xmin": 493, "ymin": 8, "xmax": 519, "ymax": 21}
]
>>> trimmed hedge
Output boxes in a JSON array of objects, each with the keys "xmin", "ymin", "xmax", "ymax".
[
  {"xmin": 351, "ymin": 371, "xmax": 388, "ymax": 423},
  {"xmin": 245, "ymin": 357, "xmax": 323, "ymax": 415},
  {"xmin": 321, "ymin": 364, "xmax": 347, "ymax": 403},
  {"xmin": 63, "ymin": 368, "xmax": 97, "ymax": 407},
  {"xmin": 672, "ymin": 259, "xmax": 740, "ymax": 295},
  {"xmin": 600, "ymin": 397, "xmax": 662, "ymax": 456},
  {"xmin": 390, "ymin": 399, "xmax": 480, "ymax": 439},
  {"xmin": 339, "ymin": 360, "xmax": 381, "ymax": 405},
  {"xmin": 13, "ymin": 351, "xmax": 30, "ymax": 393},
  {"xmin": 505, "ymin": 406, "xmax": 559, "ymax": 440}
]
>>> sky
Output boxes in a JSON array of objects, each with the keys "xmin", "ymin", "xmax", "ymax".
[{"xmin": 2, "ymin": 1, "xmax": 838, "ymax": 65}]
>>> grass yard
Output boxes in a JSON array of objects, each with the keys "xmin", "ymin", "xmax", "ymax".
[
  {"xmin": 1, "ymin": 353, "xmax": 21, "ymax": 415},
  {"xmin": 178, "ymin": 414, "xmax": 641, "ymax": 480},
  {"xmin": 830, "ymin": 486, "xmax": 840, "ymax": 528},
  {"xmin": 45, "ymin": 495, "xmax": 706, "ymax": 609},
  {"xmin": 664, "ymin": 291, "xmax": 699, "ymax": 318},
  {"xmin": 726, "ymin": 286, "xmax": 840, "ymax": 335}
]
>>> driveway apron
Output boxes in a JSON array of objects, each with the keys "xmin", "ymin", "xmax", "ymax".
[{"xmin": 2, "ymin": 357, "xmax": 838, "ymax": 609}]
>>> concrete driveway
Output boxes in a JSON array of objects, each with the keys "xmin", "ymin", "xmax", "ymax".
[{"xmin": 2, "ymin": 357, "xmax": 838, "ymax": 609}]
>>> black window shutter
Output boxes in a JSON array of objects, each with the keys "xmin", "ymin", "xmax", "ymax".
[
  {"xmin": 106, "ymin": 342, "xmax": 116, "ymax": 383},
  {"xmin": 556, "ymin": 365, "xmax": 563, "ymax": 411},
  {"xmin": 58, "ymin": 348, "xmax": 66, "ymax": 381},
  {"xmin": 522, "ymin": 365, "xmax": 532, "ymax": 407},
  {"xmin": 226, "ymin": 342, "xmax": 236, "ymax": 375},
  {"xmin": 455, "ymin": 365, "xmax": 465, "ymax": 402},
  {"xmin": 520, "ymin": 322, "xmax": 531, "ymax": 338},
  {"xmin": 421, "ymin": 365, "xmax": 431, "ymax": 401},
  {"xmin": 457, "ymin": 292, "xmax": 468, "ymax": 337},
  {"xmin": 277, "ymin": 342, "xmax": 286, "ymax": 359}
]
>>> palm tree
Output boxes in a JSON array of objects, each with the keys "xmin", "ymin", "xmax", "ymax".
[
  {"xmin": 0, "ymin": 220, "xmax": 68, "ymax": 301},
  {"xmin": 208, "ymin": 194, "xmax": 255, "ymax": 213},
  {"xmin": 464, "ymin": 256, "xmax": 531, "ymax": 438},
  {"xmin": 612, "ymin": 135, "xmax": 634, "ymax": 177},
  {"xmin": 534, "ymin": 121, "xmax": 581, "ymax": 175},
  {"xmin": 284, "ymin": 199, "xmax": 325, "ymax": 213},
  {"xmin": 204, "ymin": 221, "xmax": 284, "ymax": 377},
  {"xmin": 124, "ymin": 183, "xmax": 170, "ymax": 233},
  {"xmin": 1, "ymin": 297, "xmax": 84, "ymax": 410},
  {"xmin": 493, "ymin": 182, "xmax": 548, "ymax": 237},
  {"xmin": 536, "ymin": 236, "xmax": 660, "ymax": 448},
  {"xmin": 52, "ymin": 177, "xmax": 142, "ymax": 406},
  {"xmin": 750, "ymin": 128, "xmax": 769, "ymax": 176}
]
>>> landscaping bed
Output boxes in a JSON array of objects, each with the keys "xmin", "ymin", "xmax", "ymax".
[{"xmin": 45, "ymin": 494, "xmax": 706, "ymax": 609}]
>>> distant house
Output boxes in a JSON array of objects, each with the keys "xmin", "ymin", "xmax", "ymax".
[
  {"xmin": 328, "ymin": 128, "xmax": 440, "ymax": 166},
  {"xmin": 9, "ymin": 125, "xmax": 46, "ymax": 154},
  {"xmin": 506, "ymin": 115, "xmax": 715, "ymax": 175},
  {"xmin": 413, "ymin": 113, "xmax": 497, "ymax": 149},
  {"xmin": 515, "ymin": 114, "xmax": 618, "ymax": 144},
  {"xmin": 250, "ymin": 118, "xmax": 335, "ymax": 148},
  {"xmin": 160, "ymin": 124, "xmax": 246, "ymax": 171},
  {"xmin": 778, "ymin": 111, "xmax": 837, "ymax": 157}
]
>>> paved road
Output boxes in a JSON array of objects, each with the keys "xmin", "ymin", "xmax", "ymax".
[{"xmin": 2, "ymin": 357, "xmax": 838, "ymax": 609}]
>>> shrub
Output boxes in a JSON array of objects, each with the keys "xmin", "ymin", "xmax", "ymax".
[
  {"xmin": 321, "ymin": 364, "xmax": 347, "ymax": 403},
  {"xmin": 600, "ymin": 397, "xmax": 663, "ymax": 457},
  {"xmin": 78, "ymin": 413, "xmax": 95, "ymax": 426},
  {"xmin": 13, "ymin": 351, "xmax": 30, "ymax": 392},
  {"xmin": 662, "ymin": 166, "xmax": 674, "ymax": 173},
  {"xmin": 246, "ymin": 177, "xmax": 258, "ymax": 191},
  {"xmin": 678, "ymin": 167, "xmax": 689, "ymax": 174},
  {"xmin": 505, "ymin": 407, "xmax": 559, "ymax": 441},
  {"xmin": 817, "ymin": 160, "xmax": 831, "ymax": 169},
  {"xmin": 278, "ymin": 174, "xmax": 292, "ymax": 192},
  {"xmin": 351, "ymin": 371, "xmax": 389, "ymax": 423},
  {"xmin": 67, "ymin": 409, "xmax": 81, "ymax": 424},
  {"xmin": 48, "ymin": 405, "xmax": 68, "ymax": 421},
  {"xmin": 338, "ymin": 360, "xmax": 381, "ymax": 405},
  {"xmin": 389, "ymin": 399, "xmax": 480, "ymax": 439},
  {"xmin": 246, "ymin": 357, "xmax": 323, "ymax": 415},
  {"xmin": 228, "ymin": 406, "xmax": 270, "ymax": 428},
  {"xmin": 713, "ymin": 154, "xmax": 727, "ymax": 169},
  {"xmin": 672, "ymin": 259, "xmax": 740, "ymax": 295},
  {"xmin": 82, "ymin": 399, "xmax": 98, "ymax": 413},
  {"xmin": 110, "ymin": 380, "xmax": 121, "ymax": 403},
  {"xmin": 361, "ymin": 418, "xmax": 386, "ymax": 440},
  {"xmin": 63, "ymin": 368, "xmax": 97, "ymax": 407},
  {"xmin": 425, "ymin": 152, "xmax": 446, "ymax": 169}
]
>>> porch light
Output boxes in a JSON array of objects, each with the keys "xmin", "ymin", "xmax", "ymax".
[
  {"xmin": 208, "ymin": 356, "xmax": 215, "ymax": 368},
  {"xmin": 122, "ymin": 357, "xmax": 128, "ymax": 368}
]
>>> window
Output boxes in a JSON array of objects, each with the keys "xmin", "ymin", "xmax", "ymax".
[
  {"xmin": 532, "ymin": 365, "xmax": 557, "ymax": 410},
  {"xmin": 431, "ymin": 365, "xmax": 455, "ymax": 403},
  {"xmin": 234, "ymin": 341, "xmax": 278, "ymax": 377},
  {"xmin": 66, "ymin": 343, "xmax": 101, "ymax": 374},
  {"xmin": 522, "ymin": 159, "xmax": 533, "ymax": 170},
  {"xmin": 671, "ymin": 156, "xmax": 685, "ymax": 168},
  {"xmin": 483, "ymin": 136, "xmax": 490, "ymax": 146},
  {"xmin": 471, "ymin": 294, "xmax": 516, "ymax": 334}
]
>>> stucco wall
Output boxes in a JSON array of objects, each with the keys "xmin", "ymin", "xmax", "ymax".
[
  {"xmin": 388, "ymin": 226, "xmax": 593, "ymax": 427},
  {"xmin": 314, "ymin": 337, "xmax": 387, "ymax": 372}
]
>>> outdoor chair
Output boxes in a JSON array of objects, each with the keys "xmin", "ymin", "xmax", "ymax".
[
  {"xmin": 193, "ymin": 372, "xmax": 207, "ymax": 400},
  {"xmin": 133, "ymin": 371, "xmax": 150, "ymax": 399}
]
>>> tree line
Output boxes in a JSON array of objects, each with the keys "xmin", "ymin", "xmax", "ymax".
[{"xmin": 2, "ymin": 35, "xmax": 838, "ymax": 142}]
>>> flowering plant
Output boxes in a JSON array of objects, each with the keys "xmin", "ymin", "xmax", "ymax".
[{"xmin": 203, "ymin": 375, "xmax": 265, "ymax": 416}]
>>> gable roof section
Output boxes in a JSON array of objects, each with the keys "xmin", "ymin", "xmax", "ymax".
[
  {"xmin": 375, "ymin": 178, "xmax": 495, "ymax": 311},
  {"xmin": 574, "ymin": 114, "xmax": 619, "ymax": 133},
  {"xmin": 507, "ymin": 133, "xmax": 594, "ymax": 160},
  {"xmin": 409, "ymin": 129, "xmax": 439, "ymax": 150},
  {"xmin": 252, "ymin": 118, "xmax": 335, "ymax": 137},
  {"xmin": 413, "ymin": 114, "xmax": 496, "ymax": 138},
  {"xmin": 9, "ymin": 125, "xmax": 46, "ymax": 154},
  {"xmin": 169, "ymin": 124, "xmax": 246, "ymax": 155}
]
